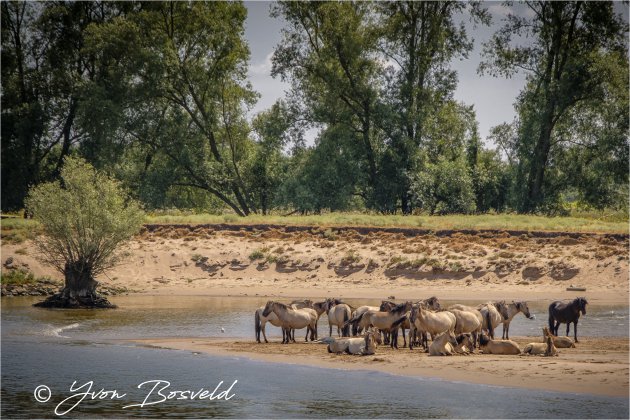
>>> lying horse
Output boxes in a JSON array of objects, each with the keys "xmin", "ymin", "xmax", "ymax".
[
  {"xmin": 478, "ymin": 333, "xmax": 521, "ymax": 355},
  {"xmin": 548, "ymin": 297, "xmax": 588, "ymax": 343},
  {"xmin": 327, "ymin": 330, "xmax": 381, "ymax": 355},
  {"xmin": 262, "ymin": 301, "xmax": 318, "ymax": 344},
  {"xmin": 429, "ymin": 331, "xmax": 459, "ymax": 356},
  {"xmin": 523, "ymin": 327, "xmax": 558, "ymax": 356}
]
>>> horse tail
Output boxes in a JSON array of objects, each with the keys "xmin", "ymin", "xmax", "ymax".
[
  {"xmin": 548, "ymin": 306, "xmax": 555, "ymax": 332},
  {"xmin": 485, "ymin": 309, "xmax": 493, "ymax": 339},
  {"xmin": 346, "ymin": 311, "xmax": 365, "ymax": 329},
  {"xmin": 255, "ymin": 310, "xmax": 261, "ymax": 342},
  {"xmin": 342, "ymin": 308, "xmax": 350, "ymax": 337}
]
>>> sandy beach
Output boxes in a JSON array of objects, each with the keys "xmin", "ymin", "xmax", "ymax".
[{"xmin": 132, "ymin": 336, "xmax": 629, "ymax": 397}]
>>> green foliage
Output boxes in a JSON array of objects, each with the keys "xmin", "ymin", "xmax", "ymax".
[
  {"xmin": 481, "ymin": 1, "xmax": 629, "ymax": 213},
  {"xmin": 25, "ymin": 157, "xmax": 144, "ymax": 276},
  {"xmin": 248, "ymin": 249, "xmax": 266, "ymax": 261},
  {"xmin": 0, "ymin": 269, "xmax": 35, "ymax": 285},
  {"xmin": 410, "ymin": 157, "xmax": 476, "ymax": 215}
]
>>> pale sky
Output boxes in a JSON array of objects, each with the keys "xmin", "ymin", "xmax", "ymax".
[{"xmin": 244, "ymin": 1, "xmax": 629, "ymax": 147}]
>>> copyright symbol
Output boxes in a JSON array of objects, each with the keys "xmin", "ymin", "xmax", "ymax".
[{"xmin": 34, "ymin": 385, "xmax": 51, "ymax": 403}]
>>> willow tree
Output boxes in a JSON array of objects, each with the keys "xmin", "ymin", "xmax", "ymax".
[{"xmin": 26, "ymin": 157, "xmax": 144, "ymax": 308}]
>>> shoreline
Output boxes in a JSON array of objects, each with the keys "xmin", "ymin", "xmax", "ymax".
[{"xmin": 129, "ymin": 336, "xmax": 630, "ymax": 398}]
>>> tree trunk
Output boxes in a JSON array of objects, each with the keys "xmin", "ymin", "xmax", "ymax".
[{"xmin": 34, "ymin": 262, "xmax": 115, "ymax": 308}]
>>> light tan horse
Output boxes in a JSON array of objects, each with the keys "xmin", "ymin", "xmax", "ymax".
[
  {"xmin": 478, "ymin": 333, "xmax": 521, "ymax": 355},
  {"xmin": 429, "ymin": 331, "xmax": 459, "ymax": 356},
  {"xmin": 262, "ymin": 301, "xmax": 318, "ymax": 344},
  {"xmin": 501, "ymin": 301, "xmax": 534, "ymax": 339},
  {"xmin": 323, "ymin": 299, "xmax": 352, "ymax": 337},
  {"xmin": 357, "ymin": 302, "xmax": 412, "ymax": 349},
  {"xmin": 255, "ymin": 306, "xmax": 284, "ymax": 343},
  {"xmin": 448, "ymin": 308, "xmax": 482, "ymax": 349},
  {"xmin": 327, "ymin": 330, "xmax": 381, "ymax": 355},
  {"xmin": 478, "ymin": 301, "xmax": 510, "ymax": 339},
  {"xmin": 523, "ymin": 327, "xmax": 559, "ymax": 356},
  {"xmin": 350, "ymin": 305, "xmax": 381, "ymax": 336},
  {"xmin": 409, "ymin": 305, "xmax": 457, "ymax": 350}
]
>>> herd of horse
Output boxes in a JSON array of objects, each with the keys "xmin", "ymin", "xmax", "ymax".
[{"xmin": 254, "ymin": 296, "xmax": 588, "ymax": 356}]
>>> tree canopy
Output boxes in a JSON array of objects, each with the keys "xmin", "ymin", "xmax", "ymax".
[{"xmin": 2, "ymin": 1, "xmax": 628, "ymax": 216}]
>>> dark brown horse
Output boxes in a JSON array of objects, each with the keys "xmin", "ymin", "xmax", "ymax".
[{"xmin": 548, "ymin": 297, "xmax": 588, "ymax": 343}]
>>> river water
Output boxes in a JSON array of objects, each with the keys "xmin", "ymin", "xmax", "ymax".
[{"xmin": 2, "ymin": 296, "xmax": 628, "ymax": 418}]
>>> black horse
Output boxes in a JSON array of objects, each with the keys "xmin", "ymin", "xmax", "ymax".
[{"xmin": 548, "ymin": 297, "xmax": 588, "ymax": 343}]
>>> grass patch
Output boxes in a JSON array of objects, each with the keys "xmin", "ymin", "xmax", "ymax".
[
  {"xmin": 341, "ymin": 251, "xmax": 361, "ymax": 265},
  {"xmin": 0, "ymin": 269, "xmax": 56, "ymax": 286},
  {"xmin": 143, "ymin": 212, "xmax": 628, "ymax": 233},
  {"xmin": 249, "ymin": 249, "xmax": 266, "ymax": 261},
  {"xmin": 191, "ymin": 254, "xmax": 208, "ymax": 263},
  {"xmin": 1, "ymin": 218, "xmax": 41, "ymax": 244}
]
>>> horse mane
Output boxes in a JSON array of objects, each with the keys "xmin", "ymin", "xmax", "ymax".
[
  {"xmin": 273, "ymin": 301, "xmax": 290, "ymax": 310},
  {"xmin": 390, "ymin": 302, "xmax": 409, "ymax": 314}
]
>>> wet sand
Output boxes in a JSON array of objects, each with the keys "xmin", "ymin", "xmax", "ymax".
[{"xmin": 132, "ymin": 336, "xmax": 629, "ymax": 398}]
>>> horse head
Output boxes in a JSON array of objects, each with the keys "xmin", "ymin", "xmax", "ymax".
[
  {"xmin": 427, "ymin": 296, "xmax": 441, "ymax": 311},
  {"xmin": 576, "ymin": 297, "xmax": 588, "ymax": 315},
  {"xmin": 515, "ymin": 300, "xmax": 534, "ymax": 319},
  {"xmin": 262, "ymin": 301, "xmax": 274, "ymax": 317}
]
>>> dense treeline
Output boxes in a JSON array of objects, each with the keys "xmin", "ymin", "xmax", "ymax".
[{"xmin": 2, "ymin": 1, "xmax": 628, "ymax": 216}]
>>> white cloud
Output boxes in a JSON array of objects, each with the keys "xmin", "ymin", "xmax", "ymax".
[{"xmin": 248, "ymin": 52, "xmax": 274, "ymax": 76}]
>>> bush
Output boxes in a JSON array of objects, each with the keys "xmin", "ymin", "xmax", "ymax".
[{"xmin": 410, "ymin": 157, "xmax": 476, "ymax": 215}]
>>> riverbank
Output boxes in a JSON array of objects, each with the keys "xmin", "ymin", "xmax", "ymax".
[
  {"xmin": 132, "ymin": 336, "xmax": 629, "ymax": 398},
  {"xmin": 3, "ymin": 223, "xmax": 628, "ymax": 304}
]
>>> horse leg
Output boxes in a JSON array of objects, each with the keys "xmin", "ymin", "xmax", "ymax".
[
  {"xmin": 566, "ymin": 322, "xmax": 570, "ymax": 337},
  {"xmin": 553, "ymin": 320, "xmax": 560, "ymax": 336},
  {"xmin": 305, "ymin": 327, "xmax": 309, "ymax": 342},
  {"xmin": 402, "ymin": 327, "xmax": 406, "ymax": 347},
  {"xmin": 574, "ymin": 321, "xmax": 579, "ymax": 343},
  {"xmin": 291, "ymin": 328, "xmax": 296, "ymax": 343},
  {"xmin": 329, "ymin": 323, "xmax": 333, "ymax": 337},
  {"xmin": 502, "ymin": 323, "xmax": 507, "ymax": 340},
  {"xmin": 262, "ymin": 323, "xmax": 269, "ymax": 344}
]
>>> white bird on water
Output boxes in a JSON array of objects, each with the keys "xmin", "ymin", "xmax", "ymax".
[{"xmin": 221, "ymin": 327, "xmax": 225, "ymax": 333}]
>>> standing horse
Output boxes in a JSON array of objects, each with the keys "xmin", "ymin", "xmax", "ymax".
[
  {"xmin": 478, "ymin": 301, "xmax": 509, "ymax": 339},
  {"xmin": 354, "ymin": 302, "xmax": 412, "ymax": 349},
  {"xmin": 324, "ymin": 299, "xmax": 352, "ymax": 337},
  {"xmin": 448, "ymin": 308, "xmax": 482, "ymax": 349},
  {"xmin": 409, "ymin": 304, "xmax": 457, "ymax": 350},
  {"xmin": 548, "ymin": 297, "xmax": 588, "ymax": 343},
  {"xmin": 350, "ymin": 305, "xmax": 381, "ymax": 336},
  {"xmin": 501, "ymin": 300, "xmax": 534, "ymax": 339},
  {"xmin": 261, "ymin": 301, "xmax": 318, "ymax": 344},
  {"xmin": 255, "ymin": 306, "xmax": 284, "ymax": 343}
]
